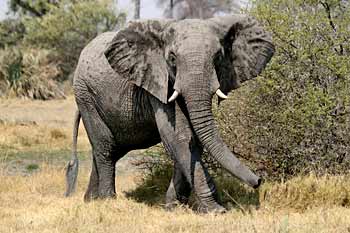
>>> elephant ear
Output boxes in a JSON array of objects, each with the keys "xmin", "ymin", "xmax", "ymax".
[
  {"xmin": 105, "ymin": 20, "xmax": 173, "ymax": 104},
  {"xmin": 209, "ymin": 15, "xmax": 275, "ymax": 95}
]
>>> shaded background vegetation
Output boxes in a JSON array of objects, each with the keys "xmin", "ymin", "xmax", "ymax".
[
  {"xmin": 0, "ymin": 0, "xmax": 126, "ymax": 99},
  {"xmin": 1, "ymin": 0, "xmax": 350, "ymax": 183}
]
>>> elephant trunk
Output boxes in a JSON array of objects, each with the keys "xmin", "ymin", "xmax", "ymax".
[{"xmin": 182, "ymin": 78, "xmax": 261, "ymax": 188}]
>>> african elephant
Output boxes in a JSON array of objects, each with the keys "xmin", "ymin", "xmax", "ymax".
[{"xmin": 65, "ymin": 14, "xmax": 274, "ymax": 213}]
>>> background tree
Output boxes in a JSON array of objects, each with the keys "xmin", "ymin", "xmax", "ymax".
[
  {"xmin": 8, "ymin": 0, "xmax": 59, "ymax": 17},
  {"xmin": 0, "ymin": 0, "xmax": 126, "ymax": 99},
  {"xmin": 0, "ymin": 19, "xmax": 25, "ymax": 48},
  {"xmin": 24, "ymin": 0, "xmax": 126, "ymax": 78},
  {"xmin": 156, "ymin": 0, "xmax": 240, "ymax": 19},
  {"xmin": 133, "ymin": 0, "xmax": 140, "ymax": 19}
]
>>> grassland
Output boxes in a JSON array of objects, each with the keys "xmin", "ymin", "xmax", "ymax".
[{"xmin": 1, "ymin": 97, "xmax": 350, "ymax": 233}]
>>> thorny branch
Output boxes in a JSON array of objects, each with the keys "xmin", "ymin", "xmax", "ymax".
[
  {"xmin": 12, "ymin": 0, "xmax": 44, "ymax": 17},
  {"xmin": 320, "ymin": 1, "xmax": 344, "ymax": 55}
]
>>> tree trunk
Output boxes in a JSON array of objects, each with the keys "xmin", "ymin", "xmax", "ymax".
[
  {"xmin": 169, "ymin": 0, "xmax": 174, "ymax": 18},
  {"xmin": 134, "ymin": 0, "xmax": 140, "ymax": 19}
]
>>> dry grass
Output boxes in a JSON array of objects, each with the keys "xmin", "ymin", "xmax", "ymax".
[
  {"xmin": 261, "ymin": 174, "xmax": 350, "ymax": 211},
  {"xmin": 1, "ymin": 98, "xmax": 350, "ymax": 232},
  {"xmin": 1, "ymin": 165, "xmax": 350, "ymax": 233},
  {"xmin": 0, "ymin": 122, "xmax": 90, "ymax": 153}
]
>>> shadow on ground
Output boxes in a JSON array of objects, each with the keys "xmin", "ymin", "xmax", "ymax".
[
  {"xmin": 124, "ymin": 163, "xmax": 173, "ymax": 206},
  {"xmin": 124, "ymin": 163, "xmax": 260, "ymax": 211}
]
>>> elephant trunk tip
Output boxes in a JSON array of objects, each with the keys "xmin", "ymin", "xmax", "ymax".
[
  {"xmin": 235, "ymin": 163, "xmax": 262, "ymax": 189},
  {"xmin": 252, "ymin": 177, "xmax": 262, "ymax": 189}
]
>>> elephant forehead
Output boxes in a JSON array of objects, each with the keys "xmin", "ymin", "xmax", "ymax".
[
  {"xmin": 169, "ymin": 20, "xmax": 220, "ymax": 51},
  {"xmin": 172, "ymin": 20, "xmax": 212, "ymax": 35},
  {"xmin": 173, "ymin": 36, "xmax": 221, "ymax": 58}
]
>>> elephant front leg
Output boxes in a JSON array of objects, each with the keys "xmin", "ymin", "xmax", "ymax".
[
  {"xmin": 152, "ymin": 101, "xmax": 225, "ymax": 213},
  {"xmin": 83, "ymin": 137, "xmax": 118, "ymax": 201},
  {"xmin": 165, "ymin": 161, "xmax": 191, "ymax": 210}
]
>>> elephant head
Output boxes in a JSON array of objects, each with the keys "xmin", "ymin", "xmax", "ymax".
[{"xmin": 105, "ymin": 15, "xmax": 274, "ymax": 187}]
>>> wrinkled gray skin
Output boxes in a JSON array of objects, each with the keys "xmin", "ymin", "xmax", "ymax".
[{"xmin": 65, "ymin": 14, "xmax": 274, "ymax": 213}]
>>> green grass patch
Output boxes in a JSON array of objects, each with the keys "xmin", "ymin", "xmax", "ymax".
[
  {"xmin": 26, "ymin": 163, "xmax": 39, "ymax": 171},
  {"xmin": 0, "ymin": 149, "xmax": 89, "ymax": 163}
]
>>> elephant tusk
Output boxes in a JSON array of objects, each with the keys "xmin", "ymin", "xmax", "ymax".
[
  {"xmin": 168, "ymin": 90, "xmax": 179, "ymax": 102},
  {"xmin": 216, "ymin": 89, "xmax": 228, "ymax": 99}
]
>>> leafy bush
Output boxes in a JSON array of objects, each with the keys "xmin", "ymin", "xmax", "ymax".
[{"xmin": 215, "ymin": 0, "xmax": 350, "ymax": 180}]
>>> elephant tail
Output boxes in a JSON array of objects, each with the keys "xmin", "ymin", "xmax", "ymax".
[{"xmin": 65, "ymin": 110, "xmax": 81, "ymax": 197}]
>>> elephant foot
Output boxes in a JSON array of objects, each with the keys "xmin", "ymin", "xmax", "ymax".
[
  {"xmin": 164, "ymin": 201, "xmax": 178, "ymax": 212},
  {"xmin": 84, "ymin": 189, "xmax": 116, "ymax": 202},
  {"xmin": 99, "ymin": 188, "xmax": 116, "ymax": 199},
  {"xmin": 164, "ymin": 200, "xmax": 187, "ymax": 212},
  {"xmin": 84, "ymin": 192, "xmax": 99, "ymax": 202},
  {"xmin": 197, "ymin": 202, "xmax": 226, "ymax": 214}
]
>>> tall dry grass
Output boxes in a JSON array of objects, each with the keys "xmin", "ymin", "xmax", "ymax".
[
  {"xmin": 1, "ymin": 164, "xmax": 350, "ymax": 233},
  {"xmin": 1, "ymin": 111, "xmax": 350, "ymax": 232},
  {"xmin": 0, "ymin": 47, "xmax": 65, "ymax": 100}
]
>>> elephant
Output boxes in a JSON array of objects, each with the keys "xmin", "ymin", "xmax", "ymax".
[{"xmin": 64, "ymin": 14, "xmax": 275, "ymax": 213}]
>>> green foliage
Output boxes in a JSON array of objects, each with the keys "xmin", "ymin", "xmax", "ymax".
[
  {"xmin": 125, "ymin": 152, "xmax": 173, "ymax": 205},
  {"xmin": 0, "ymin": 19, "xmax": 25, "ymax": 48},
  {"xmin": 23, "ymin": 0, "xmax": 126, "ymax": 78},
  {"xmin": 215, "ymin": 0, "xmax": 350, "ymax": 179},
  {"xmin": 26, "ymin": 163, "xmax": 39, "ymax": 171},
  {"xmin": 0, "ymin": 0, "xmax": 126, "ymax": 99},
  {"xmin": 9, "ymin": 0, "xmax": 59, "ymax": 17}
]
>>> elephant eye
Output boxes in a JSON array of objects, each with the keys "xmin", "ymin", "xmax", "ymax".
[{"xmin": 168, "ymin": 52, "xmax": 177, "ymax": 67}]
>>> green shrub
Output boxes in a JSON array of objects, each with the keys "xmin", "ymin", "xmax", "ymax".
[{"xmin": 215, "ymin": 0, "xmax": 350, "ymax": 180}]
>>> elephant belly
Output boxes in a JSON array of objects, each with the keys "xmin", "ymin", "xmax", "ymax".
[
  {"xmin": 109, "ymin": 114, "xmax": 161, "ymax": 150},
  {"xmin": 100, "ymin": 83, "xmax": 161, "ymax": 150}
]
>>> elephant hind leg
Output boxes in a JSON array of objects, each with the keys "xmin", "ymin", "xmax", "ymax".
[
  {"xmin": 84, "ymin": 155, "xmax": 99, "ymax": 201},
  {"xmin": 76, "ymin": 96, "xmax": 120, "ymax": 201},
  {"xmin": 84, "ymin": 148, "xmax": 127, "ymax": 202}
]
